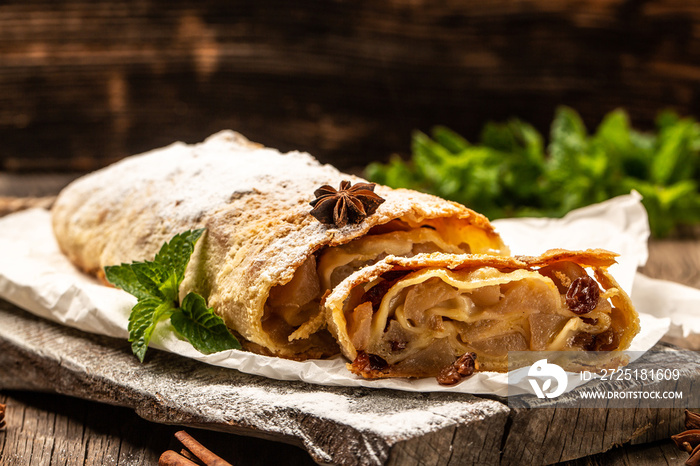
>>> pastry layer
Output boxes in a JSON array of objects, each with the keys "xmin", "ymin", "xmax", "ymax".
[{"xmin": 323, "ymin": 249, "xmax": 639, "ymax": 377}]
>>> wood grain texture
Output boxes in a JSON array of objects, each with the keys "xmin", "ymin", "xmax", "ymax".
[
  {"xmin": 0, "ymin": 297, "xmax": 697, "ymax": 465},
  {"xmin": 0, "ymin": 301, "xmax": 512, "ymax": 466},
  {"xmin": 642, "ymin": 239, "xmax": 700, "ymax": 290},
  {"xmin": 1, "ymin": 0, "xmax": 700, "ymax": 172},
  {"xmin": 501, "ymin": 346, "xmax": 700, "ymax": 464},
  {"xmin": 559, "ymin": 439, "xmax": 689, "ymax": 466},
  {"xmin": 0, "ymin": 391, "xmax": 315, "ymax": 466}
]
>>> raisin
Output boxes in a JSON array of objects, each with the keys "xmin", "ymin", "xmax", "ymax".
[
  {"xmin": 592, "ymin": 328, "xmax": 619, "ymax": 351},
  {"xmin": 352, "ymin": 351, "xmax": 370, "ymax": 372},
  {"xmin": 361, "ymin": 282, "xmax": 391, "ymax": 311},
  {"xmin": 571, "ymin": 332, "xmax": 596, "ymax": 351},
  {"xmin": 571, "ymin": 328, "xmax": 619, "ymax": 351},
  {"xmin": 351, "ymin": 351, "xmax": 389, "ymax": 373},
  {"xmin": 360, "ymin": 271, "xmax": 410, "ymax": 311},
  {"xmin": 539, "ymin": 261, "xmax": 588, "ymax": 293},
  {"xmin": 454, "ymin": 352, "xmax": 477, "ymax": 376},
  {"xmin": 436, "ymin": 365, "xmax": 462, "ymax": 386},
  {"xmin": 436, "ymin": 352, "xmax": 478, "ymax": 385},
  {"xmin": 368, "ymin": 353, "xmax": 389, "ymax": 371},
  {"xmin": 566, "ymin": 276, "xmax": 600, "ymax": 315}
]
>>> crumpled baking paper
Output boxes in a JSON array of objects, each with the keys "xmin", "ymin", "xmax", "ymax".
[{"xmin": 0, "ymin": 192, "xmax": 692, "ymax": 396}]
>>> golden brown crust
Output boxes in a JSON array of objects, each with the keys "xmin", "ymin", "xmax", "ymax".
[{"xmin": 51, "ymin": 131, "xmax": 506, "ymax": 359}]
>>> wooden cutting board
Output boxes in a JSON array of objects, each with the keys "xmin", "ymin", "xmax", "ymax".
[{"xmin": 0, "ymin": 298, "xmax": 697, "ymax": 466}]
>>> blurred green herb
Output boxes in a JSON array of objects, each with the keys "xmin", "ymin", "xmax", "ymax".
[{"xmin": 366, "ymin": 106, "xmax": 700, "ymax": 237}]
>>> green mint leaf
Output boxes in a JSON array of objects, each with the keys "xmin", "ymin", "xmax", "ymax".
[
  {"xmin": 548, "ymin": 106, "xmax": 588, "ymax": 175},
  {"xmin": 157, "ymin": 272, "xmax": 181, "ymax": 305},
  {"xmin": 366, "ymin": 107, "xmax": 700, "ymax": 237},
  {"xmin": 105, "ymin": 260, "xmax": 170, "ymax": 302},
  {"xmin": 656, "ymin": 109, "xmax": 680, "ymax": 131},
  {"xmin": 105, "ymin": 228, "xmax": 207, "ymax": 362},
  {"xmin": 128, "ymin": 299, "xmax": 175, "ymax": 362},
  {"xmin": 105, "ymin": 263, "xmax": 157, "ymax": 301},
  {"xmin": 594, "ymin": 109, "xmax": 630, "ymax": 150},
  {"xmin": 171, "ymin": 293, "xmax": 241, "ymax": 354},
  {"xmin": 432, "ymin": 126, "xmax": 470, "ymax": 154},
  {"xmin": 481, "ymin": 120, "xmax": 518, "ymax": 153},
  {"xmin": 651, "ymin": 120, "xmax": 695, "ymax": 185},
  {"xmin": 154, "ymin": 229, "xmax": 205, "ymax": 284},
  {"xmin": 129, "ymin": 261, "xmax": 168, "ymax": 300},
  {"xmin": 507, "ymin": 118, "xmax": 545, "ymax": 167}
]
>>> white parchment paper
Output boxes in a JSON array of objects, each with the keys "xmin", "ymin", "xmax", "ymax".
[{"xmin": 0, "ymin": 192, "xmax": 692, "ymax": 396}]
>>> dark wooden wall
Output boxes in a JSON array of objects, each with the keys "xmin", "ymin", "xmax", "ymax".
[{"xmin": 1, "ymin": 0, "xmax": 699, "ymax": 172}]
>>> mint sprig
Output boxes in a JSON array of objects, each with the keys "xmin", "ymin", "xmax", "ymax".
[
  {"xmin": 105, "ymin": 229, "xmax": 241, "ymax": 362},
  {"xmin": 366, "ymin": 107, "xmax": 700, "ymax": 237},
  {"xmin": 171, "ymin": 293, "xmax": 241, "ymax": 355}
]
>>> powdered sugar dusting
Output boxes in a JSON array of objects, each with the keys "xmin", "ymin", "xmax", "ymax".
[
  {"xmin": 65, "ymin": 131, "xmax": 343, "ymax": 226},
  {"xmin": 167, "ymin": 374, "xmax": 506, "ymax": 440}
]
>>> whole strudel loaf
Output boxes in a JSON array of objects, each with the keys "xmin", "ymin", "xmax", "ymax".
[{"xmin": 52, "ymin": 131, "xmax": 508, "ymax": 360}]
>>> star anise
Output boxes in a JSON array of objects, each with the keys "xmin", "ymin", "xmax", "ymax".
[
  {"xmin": 309, "ymin": 180, "xmax": 385, "ymax": 227},
  {"xmin": 671, "ymin": 410, "xmax": 700, "ymax": 466}
]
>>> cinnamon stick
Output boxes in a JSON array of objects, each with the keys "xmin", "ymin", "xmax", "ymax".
[
  {"xmin": 180, "ymin": 449, "xmax": 202, "ymax": 463},
  {"xmin": 159, "ymin": 450, "xmax": 199, "ymax": 466},
  {"xmin": 0, "ymin": 402, "xmax": 6, "ymax": 429},
  {"xmin": 672, "ymin": 411, "xmax": 700, "ymax": 466},
  {"xmin": 174, "ymin": 431, "xmax": 232, "ymax": 466}
]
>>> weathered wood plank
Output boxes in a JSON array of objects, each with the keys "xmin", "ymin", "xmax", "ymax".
[
  {"xmin": 0, "ymin": 300, "xmax": 510, "ymax": 465},
  {"xmin": 2, "ymin": 1, "xmax": 700, "ymax": 171},
  {"xmin": 0, "ymin": 184, "xmax": 698, "ymax": 464},
  {"xmin": 0, "ymin": 173, "xmax": 76, "ymax": 198},
  {"xmin": 1, "ymin": 295, "xmax": 698, "ymax": 465},
  {"xmin": 0, "ymin": 389, "xmax": 320, "ymax": 466},
  {"xmin": 1, "ymin": 397, "xmax": 55, "ymax": 465},
  {"xmin": 499, "ymin": 345, "xmax": 700, "ymax": 465},
  {"xmin": 558, "ymin": 439, "xmax": 688, "ymax": 466},
  {"xmin": 642, "ymin": 239, "xmax": 700, "ymax": 290},
  {"xmin": 51, "ymin": 403, "xmax": 89, "ymax": 466}
]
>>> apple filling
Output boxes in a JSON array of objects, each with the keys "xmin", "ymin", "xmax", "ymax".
[
  {"xmin": 262, "ymin": 218, "xmax": 506, "ymax": 347},
  {"xmin": 340, "ymin": 260, "xmax": 629, "ymax": 376}
]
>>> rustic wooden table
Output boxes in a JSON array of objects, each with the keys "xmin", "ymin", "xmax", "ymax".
[{"xmin": 0, "ymin": 174, "xmax": 697, "ymax": 465}]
